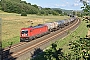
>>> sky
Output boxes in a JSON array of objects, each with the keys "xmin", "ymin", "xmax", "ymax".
[{"xmin": 22, "ymin": 0, "xmax": 89, "ymax": 10}]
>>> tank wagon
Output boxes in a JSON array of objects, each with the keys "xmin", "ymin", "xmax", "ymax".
[
  {"xmin": 44, "ymin": 22, "xmax": 54, "ymax": 32},
  {"xmin": 20, "ymin": 17, "xmax": 77, "ymax": 42}
]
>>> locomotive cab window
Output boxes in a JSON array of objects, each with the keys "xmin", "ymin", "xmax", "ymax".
[{"xmin": 21, "ymin": 30, "xmax": 28, "ymax": 34}]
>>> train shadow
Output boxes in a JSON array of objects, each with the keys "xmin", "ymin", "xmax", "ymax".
[
  {"xmin": 30, "ymin": 47, "xmax": 52, "ymax": 60},
  {"xmin": 30, "ymin": 48, "xmax": 44, "ymax": 59},
  {"xmin": 2, "ymin": 46, "xmax": 17, "ymax": 60}
]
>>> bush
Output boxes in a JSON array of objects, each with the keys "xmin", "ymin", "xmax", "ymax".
[{"xmin": 21, "ymin": 12, "xmax": 27, "ymax": 16}]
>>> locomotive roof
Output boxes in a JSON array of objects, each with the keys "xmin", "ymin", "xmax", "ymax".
[
  {"xmin": 33, "ymin": 25, "xmax": 45, "ymax": 28},
  {"xmin": 21, "ymin": 24, "xmax": 46, "ymax": 30}
]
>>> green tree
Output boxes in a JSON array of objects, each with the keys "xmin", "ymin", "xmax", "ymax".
[
  {"xmin": 69, "ymin": 38, "xmax": 90, "ymax": 60},
  {"xmin": 32, "ymin": 4, "xmax": 38, "ymax": 8},
  {"xmin": 54, "ymin": 9, "xmax": 62, "ymax": 14},
  {"xmin": 80, "ymin": 0, "xmax": 90, "ymax": 16},
  {"xmin": 21, "ymin": 12, "xmax": 27, "ymax": 16},
  {"xmin": 27, "ymin": 3, "xmax": 31, "ymax": 5},
  {"xmin": 0, "ymin": 0, "xmax": 60, "ymax": 16},
  {"xmin": 72, "ymin": 11, "xmax": 76, "ymax": 15},
  {"xmin": 44, "ymin": 43, "xmax": 64, "ymax": 60},
  {"xmin": 1, "ymin": 0, "xmax": 39, "ymax": 14}
]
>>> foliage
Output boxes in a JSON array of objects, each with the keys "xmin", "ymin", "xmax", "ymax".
[
  {"xmin": 0, "ymin": 0, "xmax": 65, "ymax": 16},
  {"xmin": 21, "ymin": 12, "xmax": 27, "ymax": 16},
  {"xmin": 80, "ymin": 0, "xmax": 90, "ymax": 16},
  {"xmin": 54, "ymin": 9, "xmax": 62, "ymax": 14},
  {"xmin": 69, "ymin": 38, "xmax": 90, "ymax": 60},
  {"xmin": 32, "ymin": 38, "xmax": 90, "ymax": 60},
  {"xmin": 32, "ymin": 4, "xmax": 39, "ymax": 8},
  {"xmin": 77, "ymin": 12, "xmax": 83, "ymax": 17},
  {"xmin": 1, "ymin": 0, "xmax": 38, "ymax": 14},
  {"xmin": 31, "ymin": 43, "xmax": 65, "ymax": 60},
  {"xmin": 72, "ymin": 11, "xmax": 75, "ymax": 15}
]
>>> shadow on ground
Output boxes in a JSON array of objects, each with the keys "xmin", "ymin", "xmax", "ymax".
[
  {"xmin": 30, "ymin": 43, "xmax": 64, "ymax": 60},
  {"xmin": 2, "ymin": 46, "xmax": 17, "ymax": 60}
]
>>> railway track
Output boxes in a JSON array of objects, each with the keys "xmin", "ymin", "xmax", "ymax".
[{"xmin": 3, "ymin": 18, "xmax": 81, "ymax": 60}]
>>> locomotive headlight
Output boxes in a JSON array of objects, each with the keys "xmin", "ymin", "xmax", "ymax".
[{"xmin": 26, "ymin": 34, "xmax": 28, "ymax": 36}]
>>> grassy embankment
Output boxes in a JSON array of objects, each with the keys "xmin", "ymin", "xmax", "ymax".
[
  {"xmin": 0, "ymin": 10, "xmax": 70, "ymax": 48},
  {"xmin": 56, "ymin": 19, "xmax": 88, "ymax": 54}
]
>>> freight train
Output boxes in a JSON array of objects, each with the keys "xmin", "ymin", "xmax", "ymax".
[{"xmin": 20, "ymin": 16, "xmax": 77, "ymax": 42}]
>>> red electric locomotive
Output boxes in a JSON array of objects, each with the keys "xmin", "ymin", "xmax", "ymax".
[{"xmin": 20, "ymin": 25, "xmax": 48, "ymax": 42}]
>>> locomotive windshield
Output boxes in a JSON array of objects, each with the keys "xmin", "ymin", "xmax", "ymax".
[{"xmin": 21, "ymin": 30, "xmax": 28, "ymax": 34}]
